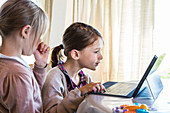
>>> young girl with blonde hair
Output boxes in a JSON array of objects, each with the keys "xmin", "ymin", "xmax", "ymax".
[{"xmin": 0, "ymin": 0, "xmax": 50, "ymax": 113}]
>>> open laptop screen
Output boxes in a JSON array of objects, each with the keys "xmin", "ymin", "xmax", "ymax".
[
  {"xmin": 133, "ymin": 53, "xmax": 165, "ymax": 98},
  {"xmin": 132, "ymin": 55, "xmax": 158, "ymax": 97}
]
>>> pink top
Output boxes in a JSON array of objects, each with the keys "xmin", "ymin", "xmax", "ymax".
[{"xmin": 0, "ymin": 54, "xmax": 47, "ymax": 113}]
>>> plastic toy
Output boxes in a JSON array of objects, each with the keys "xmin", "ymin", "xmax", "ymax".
[{"xmin": 112, "ymin": 103, "xmax": 149, "ymax": 113}]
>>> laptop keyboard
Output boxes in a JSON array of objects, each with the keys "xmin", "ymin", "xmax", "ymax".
[{"xmin": 105, "ymin": 82, "xmax": 137, "ymax": 96}]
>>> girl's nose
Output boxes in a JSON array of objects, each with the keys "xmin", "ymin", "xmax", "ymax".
[{"xmin": 98, "ymin": 52, "xmax": 103, "ymax": 60}]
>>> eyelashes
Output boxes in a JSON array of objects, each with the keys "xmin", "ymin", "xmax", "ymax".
[{"xmin": 94, "ymin": 50, "xmax": 100, "ymax": 53}]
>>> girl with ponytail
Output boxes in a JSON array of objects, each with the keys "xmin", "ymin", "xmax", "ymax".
[{"xmin": 42, "ymin": 22, "xmax": 106, "ymax": 113}]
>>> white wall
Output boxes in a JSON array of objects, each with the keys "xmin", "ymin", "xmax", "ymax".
[{"xmin": 49, "ymin": 0, "xmax": 67, "ymax": 48}]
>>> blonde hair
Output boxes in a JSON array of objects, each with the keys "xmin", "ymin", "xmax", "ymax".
[{"xmin": 0, "ymin": 0, "xmax": 49, "ymax": 42}]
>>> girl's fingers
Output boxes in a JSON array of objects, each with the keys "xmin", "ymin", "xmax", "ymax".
[
  {"xmin": 37, "ymin": 42, "xmax": 44, "ymax": 52},
  {"xmin": 41, "ymin": 45, "xmax": 48, "ymax": 54},
  {"xmin": 95, "ymin": 82, "xmax": 106, "ymax": 92},
  {"xmin": 37, "ymin": 42, "xmax": 50, "ymax": 54},
  {"xmin": 79, "ymin": 82, "xmax": 106, "ymax": 95},
  {"xmin": 96, "ymin": 84, "xmax": 101, "ymax": 92}
]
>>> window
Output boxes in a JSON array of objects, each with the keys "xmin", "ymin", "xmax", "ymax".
[
  {"xmin": 1, "ymin": 0, "xmax": 170, "ymax": 73},
  {"xmin": 154, "ymin": 0, "xmax": 170, "ymax": 79}
]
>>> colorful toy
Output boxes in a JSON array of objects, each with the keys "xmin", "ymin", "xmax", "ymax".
[
  {"xmin": 136, "ymin": 109, "xmax": 149, "ymax": 113},
  {"xmin": 112, "ymin": 103, "xmax": 149, "ymax": 113},
  {"xmin": 123, "ymin": 105, "xmax": 141, "ymax": 111}
]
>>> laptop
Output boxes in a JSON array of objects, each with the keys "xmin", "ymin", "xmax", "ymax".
[
  {"xmin": 89, "ymin": 54, "xmax": 165, "ymax": 98},
  {"xmin": 136, "ymin": 54, "xmax": 165, "ymax": 100}
]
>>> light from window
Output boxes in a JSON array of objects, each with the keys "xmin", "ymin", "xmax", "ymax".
[{"xmin": 154, "ymin": 0, "xmax": 170, "ymax": 79}]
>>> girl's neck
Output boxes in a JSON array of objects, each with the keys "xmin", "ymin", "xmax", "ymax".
[
  {"xmin": 0, "ymin": 34, "xmax": 22, "ymax": 57},
  {"xmin": 63, "ymin": 59, "xmax": 81, "ymax": 78},
  {"xmin": 0, "ymin": 43, "xmax": 21, "ymax": 58},
  {"xmin": 63, "ymin": 59, "xmax": 81, "ymax": 85}
]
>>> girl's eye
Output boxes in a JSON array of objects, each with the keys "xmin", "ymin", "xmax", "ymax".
[{"xmin": 94, "ymin": 50, "xmax": 99, "ymax": 53}]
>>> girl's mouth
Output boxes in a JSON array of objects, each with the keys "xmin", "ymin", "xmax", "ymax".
[{"xmin": 95, "ymin": 62, "xmax": 100, "ymax": 66}]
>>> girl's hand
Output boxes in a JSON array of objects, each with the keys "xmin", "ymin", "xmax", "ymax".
[
  {"xmin": 79, "ymin": 82, "xmax": 106, "ymax": 96},
  {"xmin": 33, "ymin": 42, "xmax": 50, "ymax": 68}
]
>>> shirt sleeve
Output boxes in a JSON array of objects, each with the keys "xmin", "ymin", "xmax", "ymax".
[
  {"xmin": 33, "ymin": 64, "xmax": 47, "ymax": 90},
  {"xmin": 1, "ymin": 72, "xmax": 36, "ymax": 113},
  {"xmin": 42, "ymin": 68, "xmax": 84, "ymax": 113}
]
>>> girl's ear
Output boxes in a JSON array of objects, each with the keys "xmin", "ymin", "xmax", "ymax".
[
  {"xmin": 70, "ymin": 49, "xmax": 80, "ymax": 60},
  {"xmin": 21, "ymin": 25, "xmax": 31, "ymax": 39}
]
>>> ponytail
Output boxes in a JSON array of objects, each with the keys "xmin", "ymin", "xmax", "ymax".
[{"xmin": 51, "ymin": 44, "xmax": 64, "ymax": 68}]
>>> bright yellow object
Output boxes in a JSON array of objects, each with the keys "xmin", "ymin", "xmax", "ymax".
[{"xmin": 140, "ymin": 104, "xmax": 148, "ymax": 110}]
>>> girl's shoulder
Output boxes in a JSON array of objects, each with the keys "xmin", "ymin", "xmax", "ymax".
[
  {"xmin": 0, "ymin": 59, "xmax": 34, "ymax": 94},
  {"xmin": 0, "ymin": 58, "xmax": 31, "ymax": 76},
  {"xmin": 45, "ymin": 66, "xmax": 66, "ymax": 85},
  {"xmin": 47, "ymin": 66, "xmax": 64, "ymax": 77}
]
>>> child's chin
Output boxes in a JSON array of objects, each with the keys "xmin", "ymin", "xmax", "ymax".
[{"xmin": 91, "ymin": 67, "xmax": 97, "ymax": 71}]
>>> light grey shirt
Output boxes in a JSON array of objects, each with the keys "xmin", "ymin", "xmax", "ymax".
[{"xmin": 42, "ymin": 66, "xmax": 92, "ymax": 113}]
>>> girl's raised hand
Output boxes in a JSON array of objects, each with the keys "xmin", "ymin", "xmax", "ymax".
[
  {"xmin": 79, "ymin": 82, "xmax": 106, "ymax": 96},
  {"xmin": 33, "ymin": 42, "xmax": 50, "ymax": 68}
]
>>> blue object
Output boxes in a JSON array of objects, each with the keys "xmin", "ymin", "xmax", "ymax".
[
  {"xmin": 136, "ymin": 108, "xmax": 149, "ymax": 113},
  {"xmin": 133, "ymin": 103, "xmax": 141, "ymax": 106}
]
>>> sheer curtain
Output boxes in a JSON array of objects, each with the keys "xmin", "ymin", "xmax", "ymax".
[{"xmin": 42, "ymin": 0, "xmax": 154, "ymax": 83}]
